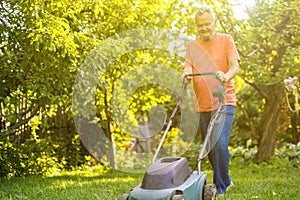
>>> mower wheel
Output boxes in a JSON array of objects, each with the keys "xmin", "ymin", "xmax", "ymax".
[
  {"xmin": 172, "ymin": 194, "xmax": 185, "ymax": 200},
  {"xmin": 120, "ymin": 194, "xmax": 129, "ymax": 200},
  {"xmin": 203, "ymin": 184, "xmax": 217, "ymax": 200}
]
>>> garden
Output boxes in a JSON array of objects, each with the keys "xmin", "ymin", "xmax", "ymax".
[{"xmin": 0, "ymin": 0, "xmax": 299, "ymax": 199}]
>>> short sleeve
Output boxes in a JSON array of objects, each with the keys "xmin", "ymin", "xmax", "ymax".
[
  {"xmin": 184, "ymin": 42, "xmax": 193, "ymax": 68},
  {"xmin": 226, "ymin": 35, "xmax": 240, "ymax": 62}
]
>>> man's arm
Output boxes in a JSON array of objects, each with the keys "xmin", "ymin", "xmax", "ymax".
[
  {"xmin": 217, "ymin": 59, "xmax": 239, "ymax": 82},
  {"xmin": 225, "ymin": 59, "xmax": 239, "ymax": 82}
]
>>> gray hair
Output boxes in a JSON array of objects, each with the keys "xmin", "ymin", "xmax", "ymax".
[{"xmin": 195, "ymin": 5, "xmax": 215, "ymax": 19}]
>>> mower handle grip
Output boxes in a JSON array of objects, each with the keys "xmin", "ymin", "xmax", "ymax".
[{"xmin": 185, "ymin": 72, "xmax": 225, "ymax": 86}]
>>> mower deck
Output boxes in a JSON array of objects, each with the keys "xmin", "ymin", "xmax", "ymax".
[{"xmin": 128, "ymin": 172, "xmax": 207, "ymax": 200}]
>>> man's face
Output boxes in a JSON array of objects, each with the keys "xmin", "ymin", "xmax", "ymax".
[{"xmin": 195, "ymin": 12, "xmax": 216, "ymax": 42}]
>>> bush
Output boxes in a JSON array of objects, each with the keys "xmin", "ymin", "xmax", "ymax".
[
  {"xmin": 230, "ymin": 140, "xmax": 300, "ymax": 168},
  {"xmin": 0, "ymin": 131, "xmax": 89, "ymax": 178},
  {"xmin": 0, "ymin": 135, "xmax": 63, "ymax": 178}
]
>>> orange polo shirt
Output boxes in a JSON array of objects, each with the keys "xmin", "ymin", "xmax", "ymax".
[{"xmin": 184, "ymin": 33, "xmax": 240, "ymax": 112}]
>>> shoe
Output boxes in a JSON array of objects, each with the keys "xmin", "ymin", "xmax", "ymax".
[
  {"xmin": 226, "ymin": 181, "xmax": 234, "ymax": 191},
  {"xmin": 217, "ymin": 182, "xmax": 234, "ymax": 198}
]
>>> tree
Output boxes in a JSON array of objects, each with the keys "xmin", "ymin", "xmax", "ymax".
[
  {"xmin": 0, "ymin": 0, "xmax": 198, "ymax": 174},
  {"xmin": 73, "ymin": 0, "xmax": 198, "ymax": 169},
  {"xmin": 236, "ymin": 0, "xmax": 300, "ymax": 162},
  {"xmin": 0, "ymin": 0, "xmax": 95, "ymax": 135},
  {"xmin": 0, "ymin": 0, "xmax": 102, "ymax": 175}
]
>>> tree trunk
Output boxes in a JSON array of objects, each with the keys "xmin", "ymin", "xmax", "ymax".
[{"xmin": 256, "ymin": 83, "xmax": 284, "ymax": 163}]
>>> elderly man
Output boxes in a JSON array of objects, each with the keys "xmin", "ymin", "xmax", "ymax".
[{"xmin": 183, "ymin": 5, "xmax": 240, "ymax": 195}]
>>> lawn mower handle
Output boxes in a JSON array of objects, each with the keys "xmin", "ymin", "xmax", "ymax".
[
  {"xmin": 152, "ymin": 72, "xmax": 226, "ymax": 164},
  {"xmin": 185, "ymin": 72, "xmax": 225, "ymax": 87},
  {"xmin": 186, "ymin": 72, "xmax": 227, "ymax": 174}
]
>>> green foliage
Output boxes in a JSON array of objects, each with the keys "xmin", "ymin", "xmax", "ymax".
[
  {"xmin": 0, "ymin": 107, "xmax": 86, "ymax": 177},
  {"xmin": 232, "ymin": 84, "xmax": 263, "ymax": 145},
  {"xmin": 1, "ymin": 0, "xmax": 299, "ymax": 177},
  {"xmin": 231, "ymin": 142, "xmax": 300, "ymax": 169},
  {"xmin": 0, "ymin": 133, "xmax": 63, "ymax": 177},
  {"xmin": 0, "ymin": 136, "xmax": 89, "ymax": 178},
  {"xmin": 229, "ymin": 0, "xmax": 300, "ymax": 161},
  {"xmin": 184, "ymin": 139, "xmax": 300, "ymax": 170},
  {"xmin": 274, "ymin": 143, "xmax": 300, "ymax": 167},
  {"xmin": 2, "ymin": 0, "xmax": 200, "ymax": 176},
  {"xmin": 238, "ymin": 0, "xmax": 300, "ymax": 83}
]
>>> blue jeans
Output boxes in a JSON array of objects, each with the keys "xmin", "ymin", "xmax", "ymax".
[{"xmin": 197, "ymin": 105, "xmax": 235, "ymax": 194}]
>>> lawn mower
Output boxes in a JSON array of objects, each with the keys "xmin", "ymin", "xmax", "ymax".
[{"xmin": 120, "ymin": 72, "xmax": 226, "ymax": 200}]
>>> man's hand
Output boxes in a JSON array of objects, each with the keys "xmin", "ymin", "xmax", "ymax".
[
  {"xmin": 217, "ymin": 59, "xmax": 239, "ymax": 82},
  {"xmin": 181, "ymin": 72, "xmax": 192, "ymax": 81},
  {"xmin": 216, "ymin": 71, "xmax": 227, "ymax": 82},
  {"xmin": 181, "ymin": 66, "xmax": 192, "ymax": 82}
]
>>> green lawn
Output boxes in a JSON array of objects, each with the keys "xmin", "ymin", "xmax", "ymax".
[
  {"xmin": 0, "ymin": 160, "xmax": 299, "ymax": 200},
  {"xmin": 218, "ymin": 161, "xmax": 300, "ymax": 200}
]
